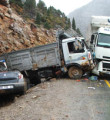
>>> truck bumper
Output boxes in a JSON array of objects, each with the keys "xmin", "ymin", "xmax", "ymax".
[{"xmin": 92, "ymin": 61, "xmax": 110, "ymax": 76}]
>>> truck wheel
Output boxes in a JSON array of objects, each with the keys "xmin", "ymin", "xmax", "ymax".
[{"xmin": 68, "ymin": 66, "xmax": 82, "ymax": 79}]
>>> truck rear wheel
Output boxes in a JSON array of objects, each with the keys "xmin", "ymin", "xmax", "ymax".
[{"xmin": 68, "ymin": 66, "xmax": 82, "ymax": 79}]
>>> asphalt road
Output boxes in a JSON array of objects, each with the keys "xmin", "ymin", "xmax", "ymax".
[{"xmin": 0, "ymin": 78, "xmax": 110, "ymax": 120}]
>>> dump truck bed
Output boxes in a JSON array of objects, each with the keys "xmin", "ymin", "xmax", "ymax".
[{"xmin": 0, "ymin": 42, "xmax": 61, "ymax": 71}]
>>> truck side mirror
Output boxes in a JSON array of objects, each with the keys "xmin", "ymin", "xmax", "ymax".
[{"xmin": 90, "ymin": 35, "xmax": 94, "ymax": 44}]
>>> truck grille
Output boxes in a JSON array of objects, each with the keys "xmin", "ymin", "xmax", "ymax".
[
  {"xmin": 103, "ymin": 56, "xmax": 110, "ymax": 60},
  {"xmin": 103, "ymin": 62, "xmax": 110, "ymax": 71}
]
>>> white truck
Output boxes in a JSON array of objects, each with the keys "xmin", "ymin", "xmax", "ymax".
[
  {"xmin": 90, "ymin": 16, "xmax": 110, "ymax": 76},
  {"xmin": 0, "ymin": 31, "xmax": 93, "ymax": 85}
]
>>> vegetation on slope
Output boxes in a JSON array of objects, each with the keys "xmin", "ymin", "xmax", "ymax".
[{"xmin": 9, "ymin": 0, "xmax": 71, "ymax": 30}]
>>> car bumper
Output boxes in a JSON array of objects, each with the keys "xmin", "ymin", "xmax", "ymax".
[{"xmin": 0, "ymin": 82, "xmax": 26, "ymax": 95}]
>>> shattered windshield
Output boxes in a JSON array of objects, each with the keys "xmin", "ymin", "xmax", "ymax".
[
  {"xmin": 97, "ymin": 33, "xmax": 110, "ymax": 47},
  {"xmin": 0, "ymin": 62, "xmax": 7, "ymax": 71}
]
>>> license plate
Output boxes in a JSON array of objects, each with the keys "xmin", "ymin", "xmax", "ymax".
[{"xmin": 0, "ymin": 85, "xmax": 13, "ymax": 90}]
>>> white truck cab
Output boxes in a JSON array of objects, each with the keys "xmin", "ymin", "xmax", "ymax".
[
  {"xmin": 60, "ymin": 36, "xmax": 93, "ymax": 79},
  {"xmin": 62, "ymin": 37, "xmax": 91, "ymax": 66},
  {"xmin": 90, "ymin": 16, "xmax": 110, "ymax": 76}
]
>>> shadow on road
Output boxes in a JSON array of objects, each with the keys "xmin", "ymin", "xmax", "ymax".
[{"xmin": 0, "ymin": 95, "xmax": 15, "ymax": 107}]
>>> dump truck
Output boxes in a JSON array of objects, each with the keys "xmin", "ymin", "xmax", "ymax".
[
  {"xmin": 90, "ymin": 16, "xmax": 110, "ymax": 76},
  {"xmin": 0, "ymin": 31, "xmax": 93, "ymax": 85}
]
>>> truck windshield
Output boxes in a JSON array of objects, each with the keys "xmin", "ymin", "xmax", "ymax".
[
  {"xmin": 0, "ymin": 62, "xmax": 7, "ymax": 71},
  {"xmin": 68, "ymin": 40, "xmax": 85, "ymax": 53},
  {"xmin": 97, "ymin": 33, "xmax": 110, "ymax": 47}
]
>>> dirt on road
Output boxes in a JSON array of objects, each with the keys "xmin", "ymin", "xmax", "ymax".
[{"xmin": 0, "ymin": 78, "xmax": 110, "ymax": 120}]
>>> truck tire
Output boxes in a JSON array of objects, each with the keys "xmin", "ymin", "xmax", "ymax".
[{"xmin": 68, "ymin": 66, "xmax": 82, "ymax": 79}]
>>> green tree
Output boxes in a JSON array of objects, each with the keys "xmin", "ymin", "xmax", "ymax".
[
  {"xmin": 9, "ymin": 0, "xmax": 23, "ymax": 7},
  {"xmin": 76, "ymin": 28, "xmax": 82, "ymax": 36},
  {"xmin": 37, "ymin": 0, "xmax": 47, "ymax": 14},
  {"xmin": 72, "ymin": 17, "xmax": 76, "ymax": 30},
  {"xmin": 36, "ymin": 12, "xmax": 41, "ymax": 25},
  {"xmin": 64, "ymin": 18, "xmax": 71, "ymax": 30},
  {"xmin": 24, "ymin": 0, "xmax": 36, "ymax": 18},
  {"xmin": 44, "ymin": 21, "xmax": 51, "ymax": 29}
]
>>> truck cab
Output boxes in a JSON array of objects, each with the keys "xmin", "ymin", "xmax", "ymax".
[
  {"xmin": 91, "ymin": 28, "xmax": 110, "ymax": 75},
  {"xmin": 57, "ymin": 31, "xmax": 93, "ymax": 79},
  {"xmin": 90, "ymin": 16, "xmax": 110, "ymax": 76},
  {"xmin": 62, "ymin": 37, "xmax": 90, "ymax": 66}
]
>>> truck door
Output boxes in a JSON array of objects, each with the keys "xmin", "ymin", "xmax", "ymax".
[
  {"xmin": 90, "ymin": 33, "xmax": 98, "ymax": 52},
  {"xmin": 63, "ymin": 39, "xmax": 87, "ymax": 65}
]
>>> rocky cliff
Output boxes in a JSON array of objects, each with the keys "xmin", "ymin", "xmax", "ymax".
[{"xmin": 0, "ymin": 0, "xmax": 56, "ymax": 55}]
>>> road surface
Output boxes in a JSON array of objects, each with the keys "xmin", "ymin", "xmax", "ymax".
[{"xmin": 0, "ymin": 78, "xmax": 110, "ymax": 120}]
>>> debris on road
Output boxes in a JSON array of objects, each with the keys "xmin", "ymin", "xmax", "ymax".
[
  {"xmin": 84, "ymin": 78, "xmax": 89, "ymax": 81},
  {"xmin": 76, "ymin": 80, "xmax": 81, "ymax": 82},
  {"xmin": 88, "ymin": 87, "xmax": 96, "ymax": 89},
  {"xmin": 89, "ymin": 76, "xmax": 98, "ymax": 81},
  {"xmin": 100, "ymin": 80, "xmax": 104, "ymax": 82},
  {"xmin": 32, "ymin": 95, "xmax": 40, "ymax": 99}
]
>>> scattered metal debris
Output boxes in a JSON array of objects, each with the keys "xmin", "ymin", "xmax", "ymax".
[
  {"xmin": 89, "ymin": 76, "xmax": 98, "ymax": 81},
  {"xmin": 88, "ymin": 87, "xmax": 96, "ymax": 89}
]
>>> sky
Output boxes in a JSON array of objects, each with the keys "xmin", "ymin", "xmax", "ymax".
[{"xmin": 36, "ymin": 0, "xmax": 93, "ymax": 15}]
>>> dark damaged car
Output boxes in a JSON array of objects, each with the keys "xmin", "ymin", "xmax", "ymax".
[{"xmin": 0, "ymin": 60, "xmax": 27, "ymax": 95}]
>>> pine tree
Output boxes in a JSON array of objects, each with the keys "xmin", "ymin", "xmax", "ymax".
[
  {"xmin": 44, "ymin": 21, "xmax": 51, "ymax": 29},
  {"xmin": 24, "ymin": 0, "xmax": 36, "ymax": 18},
  {"xmin": 72, "ymin": 17, "xmax": 76, "ymax": 30},
  {"xmin": 76, "ymin": 28, "xmax": 82, "ymax": 36},
  {"xmin": 37, "ymin": 0, "xmax": 47, "ymax": 14},
  {"xmin": 9, "ymin": 0, "xmax": 23, "ymax": 7},
  {"xmin": 36, "ymin": 12, "xmax": 41, "ymax": 25}
]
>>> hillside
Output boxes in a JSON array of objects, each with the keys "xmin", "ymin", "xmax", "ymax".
[
  {"xmin": 0, "ymin": 0, "xmax": 74, "ymax": 55},
  {"xmin": 68, "ymin": 0, "xmax": 110, "ymax": 40},
  {"xmin": 0, "ymin": 0, "xmax": 56, "ymax": 55}
]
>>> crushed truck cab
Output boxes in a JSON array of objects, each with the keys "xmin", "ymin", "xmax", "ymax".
[
  {"xmin": 62, "ymin": 37, "xmax": 92, "ymax": 67},
  {"xmin": 57, "ymin": 31, "xmax": 94, "ymax": 79}
]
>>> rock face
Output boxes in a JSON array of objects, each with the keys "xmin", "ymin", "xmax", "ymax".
[
  {"xmin": 0, "ymin": 1, "xmax": 56, "ymax": 55},
  {"xmin": 68, "ymin": 0, "xmax": 110, "ymax": 40}
]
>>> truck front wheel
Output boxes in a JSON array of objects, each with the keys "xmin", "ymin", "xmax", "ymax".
[{"xmin": 68, "ymin": 66, "xmax": 82, "ymax": 79}]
